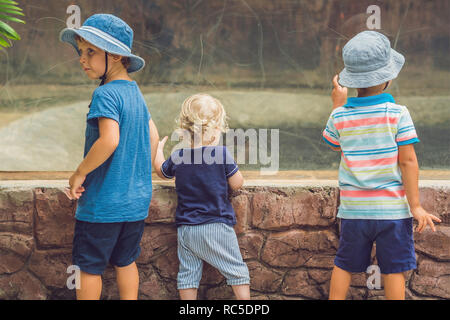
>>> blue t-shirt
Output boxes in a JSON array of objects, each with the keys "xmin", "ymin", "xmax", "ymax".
[
  {"xmin": 161, "ymin": 145, "xmax": 239, "ymax": 227},
  {"xmin": 75, "ymin": 80, "xmax": 152, "ymax": 223}
]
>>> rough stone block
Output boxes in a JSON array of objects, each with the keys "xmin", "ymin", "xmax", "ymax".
[
  {"xmin": 0, "ymin": 271, "xmax": 47, "ymax": 300},
  {"xmin": 237, "ymin": 231, "xmax": 264, "ymax": 260},
  {"xmin": 0, "ymin": 188, "xmax": 34, "ymax": 234},
  {"xmin": 28, "ymin": 249, "xmax": 72, "ymax": 288},
  {"xmin": 138, "ymin": 225, "xmax": 177, "ymax": 265},
  {"xmin": 420, "ymin": 187, "xmax": 450, "ymax": 225},
  {"xmin": 252, "ymin": 188, "xmax": 338, "ymax": 230},
  {"xmin": 410, "ymin": 258, "xmax": 450, "ymax": 299},
  {"xmin": 261, "ymin": 229, "xmax": 339, "ymax": 267},
  {"xmin": 0, "ymin": 232, "xmax": 33, "ymax": 274},
  {"xmin": 414, "ymin": 226, "xmax": 450, "ymax": 261},
  {"xmin": 34, "ymin": 188, "xmax": 76, "ymax": 248},
  {"xmin": 231, "ymin": 193, "xmax": 251, "ymax": 234},
  {"xmin": 247, "ymin": 260, "xmax": 284, "ymax": 293},
  {"xmin": 281, "ymin": 269, "xmax": 323, "ymax": 299},
  {"xmin": 147, "ymin": 187, "xmax": 177, "ymax": 224}
]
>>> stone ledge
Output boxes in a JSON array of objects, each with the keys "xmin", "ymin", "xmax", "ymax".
[
  {"xmin": 0, "ymin": 180, "xmax": 448, "ymax": 300},
  {"xmin": 2, "ymin": 179, "xmax": 450, "ymax": 189}
]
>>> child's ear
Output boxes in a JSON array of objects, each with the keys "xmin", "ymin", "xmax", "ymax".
[
  {"xmin": 384, "ymin": 80, "xmax": 392, "ymax": 91},
  {"xmin": 110, "ymin": 54, "xmax": 123, "ymax": 62}
]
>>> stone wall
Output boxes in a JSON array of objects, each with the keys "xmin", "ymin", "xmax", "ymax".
[{"xmin": 0, "ymin": 181, "xmax": 448, "ymax": 300}]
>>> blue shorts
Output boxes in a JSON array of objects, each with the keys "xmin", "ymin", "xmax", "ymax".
[
  {"xmin": 72, "ymin": 219, "xmax": 145, "ymax": 275},
  {"xmin": 177, "ymin": 223, "xmax": 250, "ymax": 289},
  {"xmin": 334, "ymin": 218, "xmax": 417, "ymax": 274}
]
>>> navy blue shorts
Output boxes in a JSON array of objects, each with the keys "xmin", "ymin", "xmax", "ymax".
[
  {"xmin": 334, "ymin": 218, "xmax": 416, "ymax": 274},
  {"xmin": 72, "ymin": 219, "xmax": 146, "ymax": 275}
]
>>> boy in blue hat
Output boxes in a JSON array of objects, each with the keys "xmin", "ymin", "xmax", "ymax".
[
  {"xmin": 323, "ymin": 31, "xmax": 441, "ymax": 300},
  {"xmin": 60, "ymin": 14, "xmax": 160, "ymax": 300}
]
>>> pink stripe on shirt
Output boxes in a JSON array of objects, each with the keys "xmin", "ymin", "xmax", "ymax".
[
  {"xmin": 341, "ymin": 189, "xmax": 406, "ymax": 198},
  {"xmin": 344, "ymin": 155, "xmax": 398, "ymax": 168},
  {"xmin": 334, "ymin": 116, "xmax": 398, "ymax": 130}
]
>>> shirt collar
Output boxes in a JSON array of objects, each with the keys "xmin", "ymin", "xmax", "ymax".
[{"xmin": 343, "ymin": 93, "xmax": 395, "ymax": 107}]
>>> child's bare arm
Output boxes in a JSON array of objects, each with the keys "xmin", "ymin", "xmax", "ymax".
[
  {"xmin": 228, "ymin": 170, "xmax": 244, "ymax": 191},
  {"xmin": 149, "ymin": 119, "xmax": 159, "ymax": 170},
  {"xmin": 77, "ymin": 118, "xmax": 120, "ymax": 174},
  {"xmin": 324, "ymin": 75, "xmax": 345, "ymax": 152},
  {"xmin": 68, "ymin": 118, "xmax": 120, "ymax": 199},
  {"xmin": 153, "ymin": 136, "xmax": 171, "ymax": 180},
  {"xmin": 398, "ymin": 144, "xmax": 441, "ymax": 232}
]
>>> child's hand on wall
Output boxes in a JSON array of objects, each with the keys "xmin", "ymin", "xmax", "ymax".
[
  {"xmin": 411, "ymin": 206, "xmax": 442, "ymax": 233},
  {"xmin": 67, "ymin": 172, "xmax": 86, "ymax": 200},
  {"xmin": 332, "ymin": 75, "xmax": 348, "ymax": 109},
  {"xmin": 64, "ymin": 186, "xmax": 85, "ymax": 200}
]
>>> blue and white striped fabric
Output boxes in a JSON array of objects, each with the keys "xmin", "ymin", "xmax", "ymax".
[
  {"xmin": 323, "ymin": 93, "xmax": 419, "ymax": 220},
  {"xmin": 177, "ymin": 223, "xmax": 250, "ymax": 289}
]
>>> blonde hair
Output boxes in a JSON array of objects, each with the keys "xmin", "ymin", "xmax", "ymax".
[
  {"xmin": 176, "ymin": 94, "xmax": 229, "ymax": 147},
  {"xmin": 75, "ymin": 35, "xmax": 131, "ymax": 69}
]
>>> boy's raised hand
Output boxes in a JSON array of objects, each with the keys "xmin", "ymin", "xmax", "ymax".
[
  {"xmin": 332, "ymin": 75, "xmax": 348, "ymax": 110},
  {"xmin": 411, "ymin": 206, "xmax": 442, "ymax": 233}
]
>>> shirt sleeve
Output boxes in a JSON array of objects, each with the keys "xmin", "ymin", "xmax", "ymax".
[
  {"xmin": 161, "ymin": 155, "xmax": 175, "ymax": 179},
  {"xmin": 322, "ymin": 113, "xmax": 340, "ymax": 147},
  {"xmin": 396, "ymin": 107, "xmax": 420, "ymax": 146},
  {"xmin": 87, "ymin": 89, "xmax": 120, "ymax": 124},
  {"xmin": 224, "ymin": 147, "xmax": 239, "ymax": 178}
]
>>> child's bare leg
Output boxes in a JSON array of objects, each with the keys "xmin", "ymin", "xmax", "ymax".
[
  {"xmin": 382, "ymin": 273, "xmax": 405, "ymax": 300},
  {"xmin": 329, "ymin": 265, "xmax": 352, "ymax": 300},
  {"xmin": 232, "ymin": 284, "xmax": 250, "ymax": 300},
  {"xmin": 179, "ymin": 288, "xmax": 198, "ymax": 300},
  {"xmin": 76, "ymin": 271, "xmax": 102, "ymax": 300},
  {"xmin": 115, "ymin": 262, "xmax": 139, "ymax": 300}
]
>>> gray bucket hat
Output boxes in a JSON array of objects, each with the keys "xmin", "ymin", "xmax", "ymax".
[
  {"xmin": 338, "ymin": 31, "xmax": 405, "ymax": 88},
  {"xmin": 59, "ymin": 14, "xmax": 145, "ymax": 73}
]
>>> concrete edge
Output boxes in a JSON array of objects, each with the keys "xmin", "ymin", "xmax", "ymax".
[{"xmin": 1, "ymin": 180, "xmax": 449, "ymax": 189}]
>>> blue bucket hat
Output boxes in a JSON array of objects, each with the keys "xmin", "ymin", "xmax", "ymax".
[
  {"xmin": 59, "ymin": 14, "xmax": 145, "ymax": 74},
  {"xmin": 338, "ymin": 31, "xmax": 405, "ymax": 88}
]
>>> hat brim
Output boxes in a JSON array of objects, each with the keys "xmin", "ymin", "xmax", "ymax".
[
  {"xmin": 59, "ymin": 28, "xmax": 145, "ymax": 73},
  {"xmin": 338, "ymin": 49, "xmax": 405, "ymax": 88}
]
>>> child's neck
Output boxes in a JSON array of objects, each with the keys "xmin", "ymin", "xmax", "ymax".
[
  {"xmin": 104, "ymin": 66, "xmax": 132, "ymax": 84},
  {"xmin": 357, "ymin": 82, "xmax": 389, "ymax": 98},
  {"xmin": 357, "ymin": 90, "xmax": 384, "ymax": 98}
]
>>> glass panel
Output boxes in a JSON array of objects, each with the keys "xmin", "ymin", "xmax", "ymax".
[{"xmin": 0, "ymin": 0, "xmax": 448, "ymax": 172}]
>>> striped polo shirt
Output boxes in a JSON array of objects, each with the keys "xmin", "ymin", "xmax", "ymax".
[{"xmin": 323, "ymin": 93, "xmax": 419, "ymax": 219}]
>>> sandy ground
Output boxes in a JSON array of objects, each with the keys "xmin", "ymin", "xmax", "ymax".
[
  {"xmin": 0, "ymin": 112, "xmax": 27, "ymax": 128},
  {"xmin": 0, "ymin": 90, "xmax": 448, "ymax": 171}
]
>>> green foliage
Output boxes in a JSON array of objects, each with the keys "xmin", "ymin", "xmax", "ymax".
[{"xmin": 0, "ymin": 0, "xmax": 25, "ymax": 49}]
